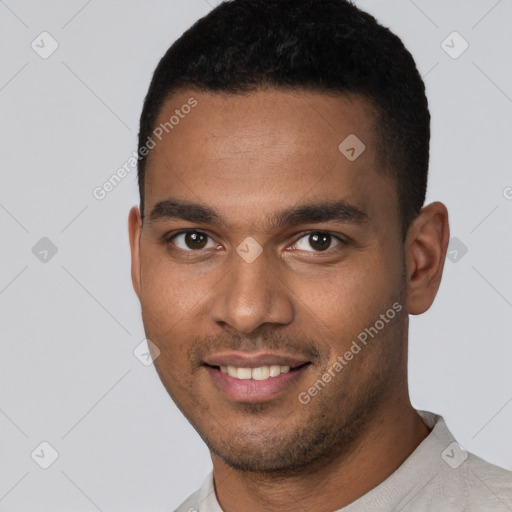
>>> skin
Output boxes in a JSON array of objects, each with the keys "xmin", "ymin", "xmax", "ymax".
[{"xmin": 128, "ymin": 88, "xmax": 450, "ymax": 512}]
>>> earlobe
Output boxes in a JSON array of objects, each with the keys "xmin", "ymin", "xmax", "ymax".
[
  {"xmin": 128, "ymin": 206, "xmax": 143, "ymax": 301},
  {"xmin": 405, "ymin": 202, "xmax": 450, "ymax": 315}
]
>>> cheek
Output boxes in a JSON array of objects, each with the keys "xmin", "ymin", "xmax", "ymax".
[
  {"xmin": 138, "ymin": 250, "xmax": 224, "ymax": 382},
  {"xmin": 140, "ymin": 249, "xmax": 203, "ymax": 327},
  {"xmin": 303, "ymin": 258, "xmax": 398, "ymax": 315},
  {"xmin": 294, "ymin": 252, "xmax": 403, "ymax": 349},
  {"xmin": 139, "ymin": 258, "xmax": 195, "ymax": 365}
]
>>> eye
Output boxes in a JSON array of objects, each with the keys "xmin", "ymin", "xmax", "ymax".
[
  {"xmin": 292, "ymin": 232, "xmax": 343, "ymax": 252},
  {"xmin": 166, "ymin": 230, "xmax": 218, "ymax": 251}
]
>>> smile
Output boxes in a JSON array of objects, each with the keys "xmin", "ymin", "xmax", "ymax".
[
  {"xmin": 203, "ymin": 355, "xmax": 311, "ymax": 402},
  {"xmin": 219, "ymin": 364, "xmax": 293, "ymax": 380}
]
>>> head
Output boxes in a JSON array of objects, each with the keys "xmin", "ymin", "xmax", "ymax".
[{"xmin": 129, "ymin": 0, "xmax": 449, "ymax": 475}]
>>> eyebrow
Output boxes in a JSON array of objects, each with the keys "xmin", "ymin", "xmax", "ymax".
[{"xmin": 148, "ymin": 197, "xmax": 369, "ymax": 230}]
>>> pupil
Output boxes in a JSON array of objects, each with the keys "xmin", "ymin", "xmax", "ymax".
[
  {"xmin": 186, "ymin": 232, "xmax": 207, "ymax": 249},
  {"xmin": 310, "ymin": 233, "xmax": 330, "ymax": 251}
]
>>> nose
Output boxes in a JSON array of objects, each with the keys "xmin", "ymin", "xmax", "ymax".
[{"xmin": 209, "ymin": 246, "xmax": 295, "ymax": 334}]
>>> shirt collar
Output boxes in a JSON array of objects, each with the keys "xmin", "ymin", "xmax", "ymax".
[{"xmin": 196, "ymin": 410, "xmax": 452, "ymax": 511}]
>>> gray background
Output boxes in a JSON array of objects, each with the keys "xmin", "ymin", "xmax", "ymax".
[{"xmin": 1, "ymin": 0, "xmax": 511, "ymax": 510}]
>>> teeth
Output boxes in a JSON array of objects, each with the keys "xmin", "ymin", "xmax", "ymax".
[
  {"xmin": 220, "ymin": 365, "xmax": 294, "ymax": 380},
  {"xmin": 269, "ymin": 365, "xmax": 281, "ymax": 377},
  {"xmin": 252, "ymin": 366, "xmax": 270, "ymax": 380},
  {"xmin": 237, "ymin": 367, "xmax": 252, "ymax": 380}
]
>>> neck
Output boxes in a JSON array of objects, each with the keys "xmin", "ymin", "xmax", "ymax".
[{"xmin": 211, "ymin": 400, "xmax": 431, "ymax": 512}]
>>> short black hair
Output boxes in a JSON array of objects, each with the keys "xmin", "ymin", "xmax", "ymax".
[{"xmin": 138, "ymin": 0, "xmax": 430, "ymax": 238}]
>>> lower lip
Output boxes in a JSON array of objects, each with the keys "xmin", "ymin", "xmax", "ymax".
[{"xmin": 205, "ymin": 365, "xmax": 310, "ymax": 402}]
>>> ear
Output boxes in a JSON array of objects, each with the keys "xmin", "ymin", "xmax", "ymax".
[
  {"xmin": 405, "ymin": 201, "xmax": 450, "ymax": 315},
  {"xmin": 128, "ymin": 206, "xmax": 143, "ymax": 301}
]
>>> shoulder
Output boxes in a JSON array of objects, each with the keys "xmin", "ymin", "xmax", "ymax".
[
  {"xmin": 395, "ymin": 412, "xmax": 512, "ymax": 511},
  {"xmin": 428, "ymin": 451, "xmax": 512, "ymax": 511},
  {"xmin": 465, "ymin": 452, "xmax": 512, "ymax": 498}
]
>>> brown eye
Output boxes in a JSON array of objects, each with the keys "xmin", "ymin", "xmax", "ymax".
[
  {"xmin": 309, "ymin": 233, "xmax": 331, "ymax": 251},
  {"xmin": 168, "ymin": 231, "xmax": 216, "ymax": 251},
  {"xmin": 185, "ymin": 232, "xmax": 208, "ymax": 249},
  {"xmin": 294, "ymin": 232, "xmax": 342, "ymax": 252}
]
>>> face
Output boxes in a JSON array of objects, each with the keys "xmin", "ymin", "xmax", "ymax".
[{"xmin": 130, "ymin": 89, "xmax": 410, "ymax": 474}]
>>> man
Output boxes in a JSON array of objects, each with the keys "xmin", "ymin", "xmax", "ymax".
[{"xmin": 128, "ymin": 0, "xmax": 512, "ymax": 510}]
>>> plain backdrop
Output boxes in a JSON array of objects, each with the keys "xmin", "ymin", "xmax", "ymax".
[{"xmin": 1, "ymin": 0, "xmax": 511, "ymax": 510}]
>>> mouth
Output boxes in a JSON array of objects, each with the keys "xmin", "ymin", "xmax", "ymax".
[{"xmin": 203, "ymin": 353, "xmax": 312, "ymax": 402}]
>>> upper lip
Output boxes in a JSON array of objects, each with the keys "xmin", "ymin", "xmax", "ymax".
[{"xmin": 204, "ymin": 351, "xmax": 310, "ymax": 368}]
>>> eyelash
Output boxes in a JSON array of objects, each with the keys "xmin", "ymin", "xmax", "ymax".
[{"xmin": 163, "ymin": 229, "xmax": 347, "ymax": 255}]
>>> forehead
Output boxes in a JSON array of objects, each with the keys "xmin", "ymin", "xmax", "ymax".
[{"xmin": 144, "ymin": 88, "xmax": 397, "ymax": 231}]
